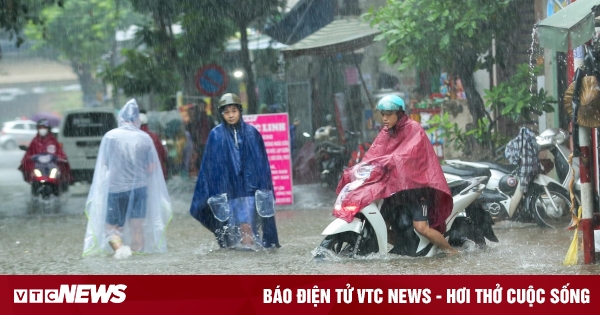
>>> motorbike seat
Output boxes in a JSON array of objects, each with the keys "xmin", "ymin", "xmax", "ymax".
[
  {"xmin": 477, "ymin": 162, "xmax": 517, "ymax": 174},
  {"xmin": 441, "ymin": 164, "xmax": 491, "ymax": 179}
]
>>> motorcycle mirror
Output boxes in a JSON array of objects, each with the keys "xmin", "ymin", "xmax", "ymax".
[
  {"xmin": 302, "ymin": 132, "xmax": 311, "ymax": 138},
  {"xmin": 18, "ymin": 145, "xmax": 28, "ymax": 151}
]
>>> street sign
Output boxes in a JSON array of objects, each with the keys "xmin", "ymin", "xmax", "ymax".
[{"xmin": 195, "ymin": 64, "xmax": 229, "ymax": 97}]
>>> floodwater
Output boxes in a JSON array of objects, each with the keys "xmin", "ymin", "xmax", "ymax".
[{"xmin": 0, "ymin": 149, "xmax": 599, "ymax": 275}]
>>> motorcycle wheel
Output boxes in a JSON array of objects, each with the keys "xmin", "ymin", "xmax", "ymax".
[
  {"xmin": 314, "ymin": 218, "xmax": 379, "ymax": 258},
  {"xmin": 530, "ymin": 185, "xmax": 574, "ymax": 229}
]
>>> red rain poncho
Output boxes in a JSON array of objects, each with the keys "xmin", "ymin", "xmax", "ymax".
[
  {"xmin": 334, "ymin": 114, "xmax": 452, "ymax": 233},
  {"xmin": 18, "ymin": 133, "xmax": 72, "ymax": 184}
]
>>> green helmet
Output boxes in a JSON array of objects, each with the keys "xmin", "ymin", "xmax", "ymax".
[
  {"xmin": 218, "ymin": 93, "xmax": 242, "ymax": 113},
  {"xmin": 376, "ymin": 95, "xmax": 405, "ymax": 112}
]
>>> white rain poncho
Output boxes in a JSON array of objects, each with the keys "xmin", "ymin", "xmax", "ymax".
[{"xmin": 83, "ymin": 99, "xmax": 172, "ymax": 256}]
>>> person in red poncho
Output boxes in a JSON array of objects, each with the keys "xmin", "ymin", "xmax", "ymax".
[
  {"xmin": 18, "ymin": 119, "xmax": 72, "ymax": 191},
  {"xmin": 335, "ymin": 95, "xmax": 457, "ymax": 255},
  {"xmin": 139, "ymin": 112, "xmax": 168, "ymax": 180}
]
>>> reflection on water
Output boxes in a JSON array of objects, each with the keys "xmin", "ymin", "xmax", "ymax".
[
  {"xmin": 0, "ymin": 207, "xmax": 598, "ymax": 275},
  {"xmin": 0, "ymin": 179, "xmax": 598, "ymax": 274}
]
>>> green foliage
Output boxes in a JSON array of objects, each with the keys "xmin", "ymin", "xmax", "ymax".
[
  {"xmin": 364, "ymin": 0, "xmax": 517, "ymax": 75},
  {"xmin": 484, "ymin": 63, "xmax": 556, "ymax": 122},
  {"xmin": 0, "ymin": 0, "xmax": 64, "ymax": 49},
  {"xmin": 101, "ymin": 49, "xmax": 180, "ymax": 97},
  {"xmin": 25, "ymin": 0, "xmax": 124, "ymax": 64},
  {"xmin": 426, "ymin": 112, "xmax": 467, "ymax": 153}
]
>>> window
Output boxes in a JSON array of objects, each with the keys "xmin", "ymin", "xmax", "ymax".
[
  {"xmin": 12, "ymin": 123, "xmax": 25, "ymax": 130},
  {"xmin": 63, "ymin": 112, "xmax": 117, "ymax": 137}
]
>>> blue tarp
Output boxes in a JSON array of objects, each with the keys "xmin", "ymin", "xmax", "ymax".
[{"xmin": 264, "ymin": 0, "xmax": 336, "ymax": 45}]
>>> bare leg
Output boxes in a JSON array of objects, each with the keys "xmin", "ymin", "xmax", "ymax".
[
  {"xmin": 413, "ymin": 221, "xmax": 458, "ymax": 255},
  {"xmin": 240, "ymin": 223, "xmax": 254, "ymax": 246},
  {"xmin": 386, "ymin": 222, "xmax": 396, "ymax": 245},
  {"xmin": 129, "ymin": 218, "xmax": 145, "ymax": 252},
  {"xmin": 106, "ymin": 224, "xmax": 123, "ymax": 251}
]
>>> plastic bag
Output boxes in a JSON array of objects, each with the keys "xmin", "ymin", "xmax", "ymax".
[
  {"xmin": 255, "ymin": 190, "xmax": 275, "ymax": 218},
  {"xmin": 334, "ymin": 163, "xmax": 375, "ymax": 211},
  {"xmin": 208, "ymin": 193, "xmax": 230, "ymax": 222}
]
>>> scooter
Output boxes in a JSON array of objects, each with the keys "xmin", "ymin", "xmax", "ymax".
[
  {"xmin": 313, "ymin": 126, "xmax": 365, "ymax": 189},
  {"xmin": 536, "ymin": 128, "xmax": 580, "ymax": 200},
  {"xmin": 443, "ymin": 137, "xmax": 574, "ymax": 228},
  {"xmin": 29, "ymin": 153, "xmax": 67, "ymax": 213},
  {"xmin": 313, "ymin": 164, "xmax": 495, "ymax": 258}
]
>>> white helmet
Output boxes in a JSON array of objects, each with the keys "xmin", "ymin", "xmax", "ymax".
[{"xmin": 139, "ymin": 113, "xmax": 148, "ymax": 125}]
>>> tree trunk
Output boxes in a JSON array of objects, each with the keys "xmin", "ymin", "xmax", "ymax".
[
  {"xmin": 454, "ymin": 50, "xmax": 488, "ymax": 124},
  {"xmin": 454, "ymin": 50, "xmax": 495, "ymax": 158},
  {"xmin": 72, "ymin": 62, "xmax": 97, "ymax": 107},
  {"xmin": 239, "ymin": 22, "xmax": 258, "ymax": 114}
]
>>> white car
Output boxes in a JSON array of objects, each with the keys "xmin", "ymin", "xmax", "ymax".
[
  {"xmin": 0, "ymin": 119, "xmax": 38, "ymax": 150},
  {"xmin": 57, "ymin": 108, "xmax": 117, "ymax": 182}
]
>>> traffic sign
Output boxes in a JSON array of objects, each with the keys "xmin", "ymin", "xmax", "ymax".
[{"xmin": 195, "ymin": 64, "xmax": 229, "ymax": 97}]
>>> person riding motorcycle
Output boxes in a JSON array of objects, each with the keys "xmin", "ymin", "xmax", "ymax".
[
  {"xmin": 18, "ymin": 119, "xmax": 72, "ymax": 192},
  {"xmin": 334, "ymin": 95, "xmax": 458, "ymax": 255}
]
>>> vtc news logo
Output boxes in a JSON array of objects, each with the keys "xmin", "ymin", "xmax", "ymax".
[{"xmin": 14, "ymin": 284, "xmax": 127, "ymax": 303}]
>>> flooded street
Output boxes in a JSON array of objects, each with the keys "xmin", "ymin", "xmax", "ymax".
[{"xmin": 1, "ymin": 148, "xmax": 598, "ymax": 275}]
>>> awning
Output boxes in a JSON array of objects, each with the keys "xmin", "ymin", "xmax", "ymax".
[
  {"xmin": 537, "ymin": 0, "xmax": 600, "ymax": 52},
  {"xmin": 264, "ymin": 0, "xmax": 336, "ymax": 45},
  {"xmin": 281, "ymin": 18, "xmax": 380, "ymax": 58},
  {"xmin": 226, "ymin": 34, "xmax": 287, "ymax": 51}
]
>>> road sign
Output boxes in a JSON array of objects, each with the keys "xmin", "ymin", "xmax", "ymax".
[{"xmin": 195, "ymin": 64, "xmax": 229, "ymax": 97}]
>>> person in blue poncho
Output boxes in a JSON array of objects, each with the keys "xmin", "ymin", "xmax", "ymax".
[{"xmin": 190, "ymin": 93, "xmax": 280, "ymax": 250}]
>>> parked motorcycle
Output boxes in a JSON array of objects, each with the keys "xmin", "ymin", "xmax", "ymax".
[
  {"xmin": 313, "ymin": 126, "xmax": 370, "ymax": 189},
  {"xmin": 443, "ymin": 128, "xmax": 575, "ymax": 229},
  {"xmin": 313, "ymin": 163, "xmax": 496, "ymax": 258},
  {"xmin": 536, "ymin": 128, "xmax": 580, "ymax": 200}
]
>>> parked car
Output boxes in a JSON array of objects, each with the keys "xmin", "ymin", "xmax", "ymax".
[
  {"xmin": 0, "ymin": 119, "xmax": 38, "ymax": 150},
  {"xmin": 57, "ymin": 108, "xmax": 117, "ymax": 183}
]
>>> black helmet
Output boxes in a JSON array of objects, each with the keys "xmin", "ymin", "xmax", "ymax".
[
  {"xmin": 37, "ymin": 119, "xmax": 50, "ymax": 128},
  {"xmin": 218, "ymin": 93, "xmax": 242, "ymax": 113}
]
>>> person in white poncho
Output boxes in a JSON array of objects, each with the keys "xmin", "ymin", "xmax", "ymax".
[{"xmin": 83, "ymin": 99, "xmax": 172, "ymax": 259}]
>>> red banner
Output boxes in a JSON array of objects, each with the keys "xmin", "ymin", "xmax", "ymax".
[{"xmin": 1, "ymin": 275, "xmax": 598, "ymax": 314}]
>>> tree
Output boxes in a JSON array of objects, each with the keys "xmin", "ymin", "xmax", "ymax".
[
  {"xmin": 205, "ymin": 0, "xmax": 284, "ymax": 114},
  {"xmin": 365, "ymin": 0, "xmax": 520, "ymax": 126},
  {"xmin": 25, "ymin": 0, "xmax": 137, "ymax": 106},
  {"xmin": 102, "ymin": 0, "xmax": 235, "ymax": 108},
  {"xmin": 428, "ymin": 63, "xmax": 556, "ymax": 159},
  {"xmin": 0, "ymin": 0, "xmax": 63, "ymax": 59}
]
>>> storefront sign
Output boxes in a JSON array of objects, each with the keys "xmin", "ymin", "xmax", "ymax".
[{"xmin": 244, "ymin": 113, "xmax": 293, "ymax": 205}]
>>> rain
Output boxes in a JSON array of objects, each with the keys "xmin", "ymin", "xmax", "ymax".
[{"xmin": 1, "ymin": 0, "xmax": 599, "ymax": 274}]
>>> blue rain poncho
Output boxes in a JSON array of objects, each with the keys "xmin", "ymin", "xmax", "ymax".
[
  {"xmin": 83, "ymin": 99, "xmax": 172, "ymax": 256},
  {"xmin": 190, "ymin": 118, "xmax": 280, "ymax": 249}
]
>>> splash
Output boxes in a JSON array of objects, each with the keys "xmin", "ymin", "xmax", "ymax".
[{"xmin": 529, "ymin": 26, "xmax": 539, "ymax": 94}]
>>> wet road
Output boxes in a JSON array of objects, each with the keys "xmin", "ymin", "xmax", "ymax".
[{"xmin": 1, "ymin": 148, "xmax": 598, "ymax": 274}]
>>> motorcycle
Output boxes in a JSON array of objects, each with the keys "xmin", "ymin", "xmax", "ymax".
[
  {"xmin": 442, "ymin": 129, "xmax": 575, "ymax": 229},
  {"xmin": 29, "ymin": 153, "xmax": 68, "ymax": 213},
  {"xmin": 19, "ymin": 145, "xmax": 69, "ymax": 213},
  {"xmin": 536, "ymin": 128, "xmax": 580, "ymax": 200},
  {"xmin": 313, "ymin": 163, "xmax": 496, "ymax": 258},
  {"xmin": 313, "ymin": 126, "xmax": 370, "ymax": 189}
]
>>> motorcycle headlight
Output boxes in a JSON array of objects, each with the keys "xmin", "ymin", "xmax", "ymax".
[
  {"xmin": 555, "ymin": 129, "xmax": 567, "ymax": 145},
  {"xmin": 33, "ymin": 169, "xmax": 42, "ymax": 177},
  {"xmin": 49, "ymin": 168, "xmax": 58, "ymax": 179},
  {"xmin": 539, "ymin": 128, "xmax": 567, "ymax": 145}
]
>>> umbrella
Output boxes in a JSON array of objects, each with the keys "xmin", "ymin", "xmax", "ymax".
[{"xmin": 30, "ymin": 112, "xmax": 62, "ymax": 127}]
